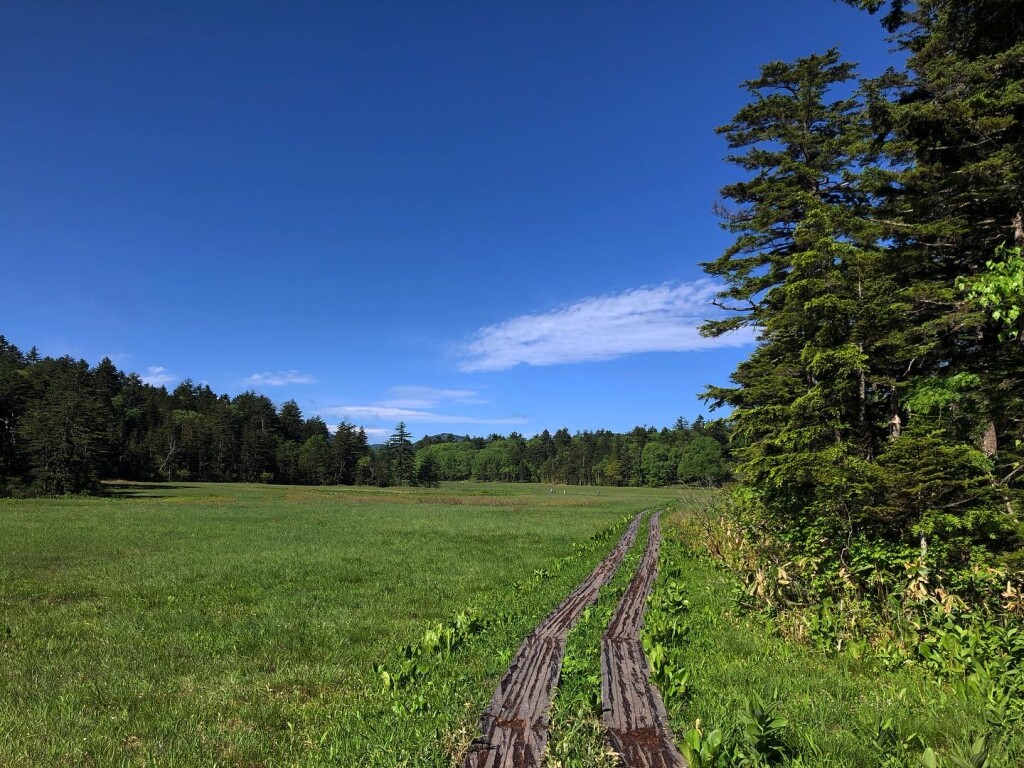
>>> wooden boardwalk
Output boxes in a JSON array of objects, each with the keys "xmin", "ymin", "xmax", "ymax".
[
  {"xmin": 601, "ymin": 511, "xmax": 687, "ymax": 767},
  {"xmin": 461, "ymin": 512, "xmax": 645, "ymax": 768}
]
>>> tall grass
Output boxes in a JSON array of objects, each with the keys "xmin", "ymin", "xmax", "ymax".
[{"xmin": 647, "ymin": 512, "xmax": 1024, "ymax": 767}]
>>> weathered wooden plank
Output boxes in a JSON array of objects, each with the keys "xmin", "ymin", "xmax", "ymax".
[
  {"xmin": 601, "ymin": 512, "xmax": 687, "ymax": 768},
  {"xmin": 462, "ymin": 512, "xmax": 646, "ymax": 768}
]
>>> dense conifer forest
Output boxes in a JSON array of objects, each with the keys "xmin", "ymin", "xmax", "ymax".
[
  {"xmin": 0, "ymin": 336, "xmax": 731, "ymax": 496},
  {"xmin": 692, "ymin": 0, "xmax": 1024, "ymax": 693}
]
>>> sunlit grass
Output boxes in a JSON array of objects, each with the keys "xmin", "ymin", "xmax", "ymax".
[
  {"xmin": 652, "ymin": 513, "xmax": 1024, "ymax": 767},
  {"xmin": 0, "ymin": 481, "xmax": 681, "ymax": 766}
]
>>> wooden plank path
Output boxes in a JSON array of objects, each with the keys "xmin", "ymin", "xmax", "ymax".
[
  {"xmin": 461, "ymin": 512, "xmax": 646, "ymax": 768},
  {"xmin": 601, "ymin": 511, "xmax": 687, "ymax": 767}
]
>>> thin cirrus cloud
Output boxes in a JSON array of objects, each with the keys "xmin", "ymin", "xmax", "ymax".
[
  {"xmin": 321, "ymin": 386, "xmax": 518, "ymax": 431},
  {"xmin": 245, "ymin": 370, "xmax": 318, "ymax": 386},
  {"xmin": 321, "ymin": 404, "xmax": 524, "ymax": 426},
  {"xmin": 140, "ymin": 365, "xmax": 176, "ymax": 386},
  {"xmin": 379, "ymin": 385, "xmax": 484, "ymax": 409},
  {"xmin": 457, "ymin": 279, "xmax": 757, "ymax": 373}
]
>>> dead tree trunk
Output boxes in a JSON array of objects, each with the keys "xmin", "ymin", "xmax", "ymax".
[{"xmin": 982, "ymin": 420, "xmax": 998, "ymax": 457}]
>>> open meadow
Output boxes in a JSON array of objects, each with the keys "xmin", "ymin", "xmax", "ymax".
[
  {"xmin": 0, "ymin": 481, "xmax": 680, "ymax": 766},
  {"xmin": 3, "ymin": 482, "xmax": 1020, "ymax": 767}
]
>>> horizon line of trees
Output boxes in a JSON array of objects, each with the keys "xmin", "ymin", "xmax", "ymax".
[
  {"xmin": 411, "ymin": 418, "xmax": 730, "ymax": 487},
  {"xmin": 0, "ymin": 337, "xmax": 732, "ymax": 497}
]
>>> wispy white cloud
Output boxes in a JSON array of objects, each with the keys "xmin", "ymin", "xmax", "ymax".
[
  {"xmin": 457, "ymin": 279, "xmax": 756, "ymax": 372},
  {"xmin": 379, "ymin": 385, "xmax": 484, "ymax": 409},
  {"xmin": 322, "ymin": 404, "xmax": 524, "ymax": 426},
  {"xmin": 141, "ymin": 365, "xmax": 177, "ymax": 386},
  {"xmin": 246, "ymin": 370, "xmax": 318, "ymax": 386}
]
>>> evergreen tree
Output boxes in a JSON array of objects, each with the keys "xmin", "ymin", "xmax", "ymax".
[
  {"xmin": 386, "ymin": 421, "xmax": 415, "ymax": 486},
  {"xmin": 275, "ymin": 439, "xmax": 301, "ymax": 484},
  {"xmin": 303, "ymin": 415, "xmax": 330, "ymax": 441},
  {"xmin": 278, "ymin": 400, "xmax": 305, "ymax": 443},
  {"xmin": 701, "ymin": 50, "xmax": 894, "ymax": 560},
  {"xmin": 331, "ymin": 422, "xmax": 368, "ymax": 485},
  {"xmin": 415, "ymin": 451, "xmax": 440, "ymax": 487},
  {"xmin": 115, "ymin": 373, "xmax": 155, "ymax": 481},
  {"xmin": 0, "ymin": 337, "xmax": 29, "ymax": 489},
  {"xmin": 0, "ymin": 333, "xmax": 735, "ymax": 494},
  {"xmin": 19, "ymin": 357, "xmax": 106, "ymax": 494},
  {"xmin": 233, "ymin": 392, "xmax": 279, "ymax": 482},
  {"xmin": 91, "ymin": 357, "xmax": 124, "ymax": 477},
  {"xmin": 846, "ymin": 0, "xmax": 1024, "ymax": 543},
  {"xmin": 702, "ymin": 9, "xmax": 1024, "ymax": 592}
]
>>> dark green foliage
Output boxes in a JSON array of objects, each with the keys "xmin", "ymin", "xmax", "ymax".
[
  {"xmin": 385, "ymin": 421, "xmax": 416, "ymax": 486},
  {"xmin": 0, "ymin": 336, "xmax": 31, "ymax": 490},
  {"xmin": 277, "ymin": 399, "xmax": 306, "ymax": 443},
  {"xmin": 0, "ymin": 334, "xmax": 732, "ymax": 494},
  {"xmin": 18, "ymin": 357, "xmax": 106, "ymax": 495},
  {"xmin": 332, "ymin": 422, "xmax": 369, "ymax": 485},
  {"xmin": 868, "ymin": 427, "xmax": 1016, "ymax": 570},
  {"xmin": 414, "ymin": 451, "xmax": 440, "ymax": 488},
  {"xmin": 233, "ymin": 391, "xmax": 279, "ymax": 483},
  {"xmin": 702, "ymin": 0, "xmax": 1024, "ymax": 608},
  {"xmin": 0, "ymin": 336, "xmax": 374, "ymax": 495}
]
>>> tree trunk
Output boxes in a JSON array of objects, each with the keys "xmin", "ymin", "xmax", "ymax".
[
  {"xmin": 858, "ymin": 343, "xmax": 871, "ymax": 458},
  {"xmin": 889, "ymin": 388, "xmax": 902, "ymax": 440},
  {"xmin": 160, "ymin": 434, "xmax": 178, "ymax": 482},
  {"xmin": 982, "ymin": 420, "xmax": 998, "ymax": 457},
  {"xmin": 1014, "ymin": 208, "xmax": 1024, "ymax": 246}
]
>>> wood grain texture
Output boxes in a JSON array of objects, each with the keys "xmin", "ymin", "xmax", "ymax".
[
  {"xmin": 462, "ymin": 512, "xmax": 646, "ymax": 768},
  {"xmin": 601, "ymin": 512, "xmax": 687, "ymax": 768}
]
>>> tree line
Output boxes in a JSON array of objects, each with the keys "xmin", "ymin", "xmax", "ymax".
[
  {"xmin": 0, "ymin": 338, "xmax": 374, "ymax": 495},
  {"xmin": 702, "ymin": 0, "xmax": 1024, "ymax": 599},
  {"xmin": 413, "ymin": 419, "xmax": 730, "ymax": 487},
  {"xmin": 0, "ymin": 337, "xmax": 731, "ymax": 496}
]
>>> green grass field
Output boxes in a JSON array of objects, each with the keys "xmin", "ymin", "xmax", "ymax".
[
  {"xmin": 4, "ymin": 482, "xmax": 1015, "ymax": 767},
  {"xmin": 0, "ymin": 481, "xmax": 679, "ymax": 766}
]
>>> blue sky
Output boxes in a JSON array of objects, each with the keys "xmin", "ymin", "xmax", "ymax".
[{"xmin": 2, "ymin": 1, "xmax": 894, "ymax": 441}]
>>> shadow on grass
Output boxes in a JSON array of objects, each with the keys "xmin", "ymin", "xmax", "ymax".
[{"xmin": 101, "ymin": 482, "xmax": 191, "ymax": 498}]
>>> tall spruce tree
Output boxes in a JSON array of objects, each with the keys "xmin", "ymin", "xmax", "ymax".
[
  {"xmin": 415, "ymin": 451, "xmax": 440, "ymax": 487},
  {"xmin": 847, "ymin": 0, "xmax": 1024, "ymax": 539},
  {"xmin": 386, "ymin": 421, "xmax": 415, "ymax": 486},
  {"xmin": 331, "ymin": 421, "xmax": 365, "ymax": 485},
  {"xmin": 704, "ymin": 6, "xmax": 1024, "ymax": 591},
  {"xmin": 19, "ymin": 357, "xmax": 106, "ymax": 495},
  {"xmin": 702, "ymin": 50, "xmax": 902, "ymax": 565}
]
